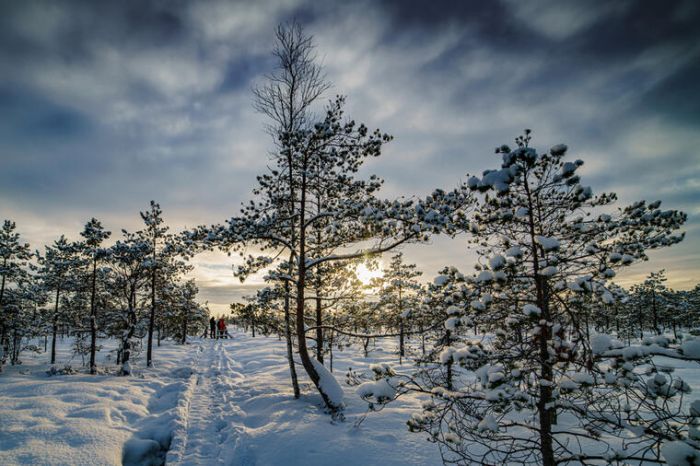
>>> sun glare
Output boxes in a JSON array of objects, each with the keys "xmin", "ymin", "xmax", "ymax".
[{"xmin": 355, "ymin": 262, "xmax": 383, "ymax": 286}]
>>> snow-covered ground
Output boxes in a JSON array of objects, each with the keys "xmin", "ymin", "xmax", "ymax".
[
  {"xmin": 0, "ymin": 329, "xmax": 441, "ymax": 466},
  {"xmin": 5, "ymin": 328, "xmax": 696, "ymax": 465},
  {"xmin": 0, "ymin": 337, "xmax": 197, "ymax": 465}
]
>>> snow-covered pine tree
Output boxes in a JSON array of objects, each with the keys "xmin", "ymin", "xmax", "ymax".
[
  {"xmin": 372, "ymin": 253, "xmax": 422, "ymax": 364},
  {"xmin": 391, "ymin": 133, "xmax": 688, "ymax": 465},
  {"xmin": 156, "ymin": 238, "xmax": 194, "ymax": 345},
  {"xmin": 2, "ymin": 277, "xmax": 47, "ymax": 365},
  {"xmin": 159, "ymin": 279, "xmax": 205, "ymax": 345},
  {"xmin": 209, "ymin": 95, "xmax": 473, "ymax": 412},
  {"xmin": 307, "ymin": 261, "xmax": 365, "ymax": 367},
  {"xmin": 140, "ymin": 201, "xmax": 169, "ymax": 367},
  {"xmin": 184, "ymin": 23, "xmax": 474, "ymax": 412},
  {"xmin": 0, "ymin": 220, "xmax": 32, "ymax": 370},
  {"xmin": 251, "ymin": 20, "xmax": 331, "ymax": 398},
  {"xmin": 240, "ymin": 286, "xmax": 284, "ymax": 338},
  {"xmin": 79, "ymin": 218, "xmax": 111, "ymax": 375},
  {"xmin": 108, "ymin": 232, "xmax": 150, "ymax": 375},
  {"xmin": 640, "ymin": 270, "xmax": 669, "ymax": 335},
  {"xmin": 36, "ymin": 235, "xmax": 85, "ymax": 365}
]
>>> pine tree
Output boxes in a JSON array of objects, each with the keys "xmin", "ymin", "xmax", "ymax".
[
  {"xmin": 251, "ymin": 20, "xmax": 331, "ymax": 398},
  {"xmin": 140, "ymin": 201, "xmax": 169, "ymax": 367},
  {"xmin": 36, "ymin": 235, "xmax": 84, "ymax": 365},
  {"xmin": 0, "ymin": 220, "xmax": 32, "ymax": 370},
  {"xmin": 391, "ymin": 133, "xmax": 688, "ymax": 464},
  {"xmin": 372, "ymin": 253, "xmax": 422, "ymax": 363},
  {"xmin": 80, "ymin": 218, "xmax": 111, "ymax": 375},
  {"xmin": 108, "ymin": 232, "xmax": 150, "ymax": 375}
]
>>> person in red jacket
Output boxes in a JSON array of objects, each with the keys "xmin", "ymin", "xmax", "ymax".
[{"xmin": 217, "ymin": 317, "xmax": 227, "ymax": 339}]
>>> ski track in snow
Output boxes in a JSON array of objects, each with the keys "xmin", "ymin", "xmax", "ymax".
[{"xmin": 174, "ymin": 338, "xmax": 254, "ymax": 466}]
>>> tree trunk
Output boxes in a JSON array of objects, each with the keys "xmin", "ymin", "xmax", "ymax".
[
  {"xmin": 315, "ymin": 294, "xmax": 323, "ymax": 364},
  {"xmin": 525, "ymin": 179, "xmax": 556, "ymax": 466},
  {"xmin": 0, "ymin": 260, "xmax": 7, "ymax": 370},
  {"xmin": 284, "ymin": 278, "xmax": 300, "ymax": 398},
  {"xmin": 11, "ymin": 329, "xmax": 21, "ymax": 365},
  {"xmin": 398, "ymin": 285, "xmax": 404, "ymax": 363},
  {"xmin": 122, "ymin": 288, "xmax": 137, "ymax": 376},
  {"xmin": 89, "ymin": 257, "xmax": 98, "ymax": 374},
  {"xmin": 181, "ymin": 310, "xmax": 188, "ymax": 345},
  {"xmin": 50, "ymin": 287, "xmax": 60, "ymax": 364},
  {"xmin": 652, "ymin": 291, "xmax": 661, "ymax": 335},
  {"xmin": 329, "ymin": 322, "xmax": 334, "ymax": 373},
  {"xmin": 51, "ymin": 316, "xmax": 58, "ymax": 365},
  {"xmin": 536, "ymin": 275, "xmax": 556, "ymax": 466},
  {"xmin": 147, "ymin": 250, "xmax": 156, "ymax": 367},
  {"xmin": 399, "ymin": 320, "xmax": 405, "ymax": 364},
  {"xmin": 295, "ymin": 170, "xmax": 338, "ymax": 412}
]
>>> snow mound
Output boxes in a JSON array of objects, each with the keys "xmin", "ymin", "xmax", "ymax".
[
  {"xmin": 681, "ymin": 338, "xmax": 700, "ymax": 359},
  {"xmin": 357, "ymin": 379, "xmax": 397, "ymax": 402},
  {"xmin": 535, "ymin": 236, "xmax": 560, "ymax": 252},
  {"xmin": 310, "ymin": 358, "xmax": 344, "ymax": 408},
  {"xmin": 523, "ymin": 304, "xmax": 541, "ymax": 317},
  {"xmin": 661, "ymin": 441, "xmax": 700, "ymax": 466},
  {"xmin": 590, "ymin": 334, "xmax": 623, "ymax": 355},
  {"xmin": 122, "ymin": 438, "xmax": 165, "ymax": 466}
]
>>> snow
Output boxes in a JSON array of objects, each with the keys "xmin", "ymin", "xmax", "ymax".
[
  {"xmin": 601, "ymin": 291, "xmax": 614, "ymax": 304},
  {"xmin": 550, "ymin": 144, "xmax": 568, "ymax": 156},
  {"xmin": 0, "ymin": 329, "xmax": 442, "ymax": 466},
  {"xmin": 505, "ymin": 246, "xmax": 523, "ymax": 258},
  {"xmin": 310, "ymin": 357, "xmax": 345, "ymax": 407},
  {"xmin": 661, "ymin": 440, "xmax": 700, "ymax": 466},
  {"xmin": 570, "ymin": 372, "xmax": 594, "ymax": 385},
  {"xmin": 559, "ymin": 378, "xmax": 579, "ymax": 391},
  {"xmin": 523, "ymin": 303, "xmax": 542, "ymax": 316},
  {"xmin": 477, "ymin": 414, "xmax": 498, "ymax": 432},
  {"xmin": 691, "ymin": 400, "xmax": 700, "ymax": 417},
  {"xmin": 433, "ymin": 275, "xmax": 449, "ymax": 286},
  {"xmin": 535, "ymin": 235, "xmax": 560, "ymax": 252},
  {"xmin": 591, "ymin": 334, "xmax": 613, "ymax": 354},
  {"xmin": 681, "ymin": 338, "xmax": 700, "ymax": 359},
  {"xmin": 561, "ymin": 161, "xmax": 577, "ymax": 177},
  {"xmin": 357, "ymin": 379, "xmax": 397, "ymax": 402},
  {"xmin": 470, "ymin": 300, "xmax": 485, "ymax": 311},
  {"xmin": 488, "ymin": 255, "xmax": 506, "ymax": 270},
  {"xmin": 481, "ymin": 169, "xmax": 512, "ymax": 192},
  {"xmin": 445, "ymin": 316, "xmax": 460, "ymax": 330},
  {"xmin": 609, "ymin": 252, "xmax": 622, "ymax": 262},
  {"xmin": 0, "ymin": 338, "xmax": 195, "ymax": 466},
  {"xmin": 440, "ymin": 347, "xmax": 454, "ymax": 364}
]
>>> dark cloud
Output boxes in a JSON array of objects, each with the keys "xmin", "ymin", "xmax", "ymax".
[{"xmin": 0, "ymin": 0, "xmax": 698, "ymax": 307}]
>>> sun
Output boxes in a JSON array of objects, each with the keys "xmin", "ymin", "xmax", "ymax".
[{"xmin": 355, "ymin": 262, "xmax": 383, "ymax": 286}]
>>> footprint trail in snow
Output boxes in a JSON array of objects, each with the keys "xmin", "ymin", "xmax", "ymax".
[{"xmin": 175, "ymin": 338, "xmax": 254, "ymax": 466}]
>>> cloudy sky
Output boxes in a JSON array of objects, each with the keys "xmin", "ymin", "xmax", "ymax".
[{"xmin": 1, "ymin": 0, "xmax": 699, "ymax": 312}]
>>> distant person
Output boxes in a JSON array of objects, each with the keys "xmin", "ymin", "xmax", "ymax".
[
  {"xmin": 218, "ymin": 317, "xmax": 227, "ymax": 339},
  {"xmin": 209, "ymin": 317, "xmax": 216, "ymax": 339}
]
